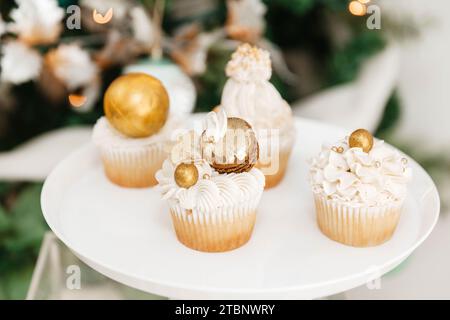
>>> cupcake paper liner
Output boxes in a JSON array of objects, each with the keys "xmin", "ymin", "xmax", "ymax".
[
  {"xmin": 169, "ymin": 197, "xmax": 262, "ymax": 252},
  {"xmin": 100, "ymin": 142, "xmax": 167, "ymax": 188},
  {"xmin": 314, "ymin": 194, "xmax": 403, "ymax": 247}
]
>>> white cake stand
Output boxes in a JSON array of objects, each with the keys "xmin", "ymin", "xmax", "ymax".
[{"xmin": 41, "ymin": 118, "xmax": 440, "ymax": 299}]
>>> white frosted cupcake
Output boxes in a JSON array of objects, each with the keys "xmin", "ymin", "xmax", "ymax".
[
  {"xmin": 219, "ymin": 43, "xmax": 296, "ymax": 188},
  {"xmin": 93, "ymin": 73, "xmax": 179, "ymax": 188},
  {"xmin": 309, "ymin": 129, "xmax": 412, "ymax": 247},
  {"xmin": 156, "ymin": 111, "xmax": 265, "ymax": 252}
]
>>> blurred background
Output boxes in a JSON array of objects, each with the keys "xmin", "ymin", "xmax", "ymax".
[{"xmin": 0, "ymin": 0, "xmax": 449, "ymax": 299}]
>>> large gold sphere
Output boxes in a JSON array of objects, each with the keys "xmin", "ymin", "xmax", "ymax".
[
  {"xmin": 349, "ymin": 129, "xmax": 373, "ymax": 153},
  {"xmin": 104, "ymin": 73, "xmax": 169, "ymax": 138},
  {"xmin": 174, "ymin": 163, "xmax": 199, "ymax": 188},
  {"xmin": 201, "ymin": 117, "xmax": 259, "ymax": 174}
]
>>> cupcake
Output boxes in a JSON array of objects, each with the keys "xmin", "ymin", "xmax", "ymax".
[
  {"xmin": 93, "ymin": 73, "xmax": 178, "ymax": 188},
  {"xmin": 218, "ymin": 43, "xmax": 296, "ymax": 188},
  {"xmin": 156, "ymin": 110, "xmax": 265, "ymax": 252},
  {"xmin": 309, "ymin": 129, "xmax": 412, "ymax": 247}
]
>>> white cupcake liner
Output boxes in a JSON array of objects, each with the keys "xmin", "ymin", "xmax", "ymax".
[
  {"xmin": 100, "ymin": 141, "xmax": 168, "ymax": 188},
  {"xmin": 314, "ymin": 194, "xmax": 404, "ymax": 247},
  {"xmin": 168, "ymin": 195, "xmax": 262, "ymax": 252}
]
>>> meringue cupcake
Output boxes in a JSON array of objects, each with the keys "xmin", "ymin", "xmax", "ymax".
[
  {"xmin": 93, "ymin": 73, "xmax": 179, "ymax": 188},
  {"xmin": 218, "ymin": 43, "xmax": 296, "ymax": 188},
  {"xmin": 309, "ymin": 129, "xmax": 412, "ymax": 247},
  {"xmin": 156, "ymin": 110, "xmax": 265, "ymax": 252}
]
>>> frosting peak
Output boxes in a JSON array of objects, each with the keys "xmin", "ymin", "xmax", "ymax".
[
  {"xmin": 202, "ymin": 109, "xmax": 227, "ymax": 143},
  {"xmin": 225, "ymin": 43, "xmax": 272, "ymax": 82}
]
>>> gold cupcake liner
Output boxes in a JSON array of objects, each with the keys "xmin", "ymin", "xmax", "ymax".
[
  {"xmin": 100, "ymin": 142, "xmax": 166, "ymax": 188},
  {"xmin": 314, "ymin": 195, "xmax": 403, "ymax": 247},
  {"xmin": 169, "ymin": 199, "xmax": 260, "ymax": 252}
]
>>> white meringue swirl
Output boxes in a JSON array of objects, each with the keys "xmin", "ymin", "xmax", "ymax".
[
  {"xmin": 202, "ymin": 109, "xmax": 227, "ymax": 142},
  {"xmin": 310, "ymin": 139, "xmax": 412, "ymax": 207}
]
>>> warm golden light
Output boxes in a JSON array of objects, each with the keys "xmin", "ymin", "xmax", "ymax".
[
  {"xmin": 93, "ymin": 8, "xmax": 114, "ymax": 24},
  {"xmin": 348, "ymin": 1, "xmax": 367, "ymax": 16},
  {"xmin": 358, "ymin": 0, "xmax": 371, "ymax": 4},
  {"xmin": 68, "ymin": 94, "xmax": 87, "ymax": 108}
]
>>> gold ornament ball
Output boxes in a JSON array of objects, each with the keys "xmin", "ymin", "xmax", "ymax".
[
  {"xmin": 174, "ymin": 163, "xmax": 199, "ymax": 188},
  {"xmin": 349, "ymin": 129, "xmax": 374, "ymax": 153},
  {"xmin": 104, "ymin": 73, "xmax": 169, "ymax": 138}
]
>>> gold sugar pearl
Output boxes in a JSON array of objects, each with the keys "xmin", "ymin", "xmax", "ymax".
[
  {"xmin": 401, "ymin": 158, "xmax": 408, "ymax": 165},
  {"xmin": 174, "ymin": 163, "xmax": 199, "ymax": 188},
  {"xmin": 203, "ymin": 173, "xmax": 211, "ymax": 180},
  {"xmin": 332, "ymin": 146, "xmax": 344, "ymax": 153},
  {"xmin": 349, "ymin": 129, "xmax": 374, "ymax": 153}
]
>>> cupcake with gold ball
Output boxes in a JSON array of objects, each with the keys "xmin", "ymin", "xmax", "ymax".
[
  {"xmin": 156, "ymin": 110, "xmax": 265, "ymax": 252},
  {"xmin": 309, "ymin": 129, "xmax": 412, "ymax": 247},
  {"xmin": 217, "ymin": 43, "xmax": 296, "ymax": 188},
  {"xmin": 93, "ymin": 73, "xmax": 178, "ymax": 188}
]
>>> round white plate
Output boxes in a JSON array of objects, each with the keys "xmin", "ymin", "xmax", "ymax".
[{"xmin": 41, "ymin": 118, "xmax": 440, "ymax": 299}]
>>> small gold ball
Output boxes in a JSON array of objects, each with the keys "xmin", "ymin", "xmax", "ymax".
[
  {"xmin": 104, "ymin": 73, "xmax": 169, "ymax": 138},
  {"xmin": 174, "ymin": 163, "xmax": 199, "ymax": 188},
  {"xmin": 349, "ymin": 129, "xmax": 374, "ymax": 153}
]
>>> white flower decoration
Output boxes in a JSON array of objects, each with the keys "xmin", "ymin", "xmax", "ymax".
[
  {"xmin": 8, "ymin": 0, "xmax": 64, "ymax": 45},
  {"xmin": 45, "ymin": 44, "xmax": 98, "ymax": 91},
  {"xmin": 0, "ymin": 41, "xmax": 42, "ymax": 84}
]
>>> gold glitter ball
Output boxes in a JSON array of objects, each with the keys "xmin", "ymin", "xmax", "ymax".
[
  {"xmin": 349, "ymin": 129, "xmax": 374, "ymax": 153},
  {"xmin": 104, "ymin": 73, "xmax": 169, "ymax": 138},
  {"xmin": 174, "ymin": 163, "xmax": 199, "ymax": 188},
  {"xmin": 201, "ymin": 117, "xmax": 259, "ymax": 174}
]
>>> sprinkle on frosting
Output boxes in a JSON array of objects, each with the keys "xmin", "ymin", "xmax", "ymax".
[
  {"xmin": 225, "ymin": 43, "xmax": 272, "ymax": 82},
  {"xmin": 309, "ymin": 138, "xmax": 412, "ymax": 207}
]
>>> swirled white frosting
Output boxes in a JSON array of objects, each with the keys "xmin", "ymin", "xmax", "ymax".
[
  {"xmin": 310, "ymin": 139, "xmax": 412, "ymax": 207},
  {"xmin": 221, "ymin": 44, "xmax": 294, "ymax": 133},
  {"xmin": 92, "ymin": 115, "xmax": 181, "ymax": 148},
  {"xmin": 156, "ymin": 111, "xmax": 265, "ymax": 211},
  {"xmin": 156, "ymin": 160, "xmax": 265, "ymax": 211}
]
